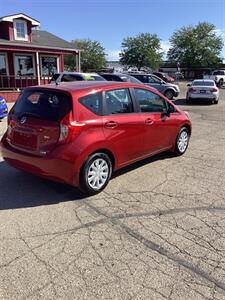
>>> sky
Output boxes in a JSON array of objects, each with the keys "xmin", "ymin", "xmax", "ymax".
[{"xmin": 1, "ymin": 0, "xmax": 225, "ymax": 61}]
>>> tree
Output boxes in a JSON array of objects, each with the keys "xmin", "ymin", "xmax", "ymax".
[
  {"xmin": 64, "ymin": 39, "xmax": 106, "ymax": 72},
  {"xmin": 120, "ymin": 33, "xmax": 163, "ymax": 70},
  {"xmin": 167, "ymin": 22, "xmax": 223, "ymax": 68}
]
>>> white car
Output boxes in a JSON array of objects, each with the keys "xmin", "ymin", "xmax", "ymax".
[
  {"xmin": 203, "ymin": 70, "xmax": 225, "ymax": 87},
  {"xmin": 50, "ymin": 72, "xmax": 106, "ymax": 84},
  {"xmin": 186, "ymin": 80, "xmax": 219, "ymax": 104}
]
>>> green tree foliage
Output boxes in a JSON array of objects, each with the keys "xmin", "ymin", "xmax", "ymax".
[
  {"xmin": 120, "ymin": 33, "xmax": 163, "ymax": 70},
  {"xmin": 167, "ymin": 22, "xmax": 223, "ymax": 68},
  {"xmin": 65, "ymin": 39, "xmax": 106, "ymax": 72}
]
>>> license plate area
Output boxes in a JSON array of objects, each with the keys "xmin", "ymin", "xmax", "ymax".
[
  {"xmin": 200, "ymin": 90, "xmax": 206, "ymax": 93},
  {"xmin": 12, "ymin": 130, "xmax": 37, "ymax": 150}
]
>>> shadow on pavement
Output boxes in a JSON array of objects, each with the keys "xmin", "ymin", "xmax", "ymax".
[
  {"xmin": 173, "ymin": 98, "xmax": 214, "ymax": 106},
  {"xmin": 0, "ymin": 151, "xmax": 174, "ymax": 210}
]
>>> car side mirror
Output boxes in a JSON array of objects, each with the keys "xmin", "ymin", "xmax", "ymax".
[
  {"xmin": 187, "ymin": 83, "xmax": 191, "ymax": 87},
  {"xmin": 161, "ymin": 108, "xmax": 170, "ymax": 120}
]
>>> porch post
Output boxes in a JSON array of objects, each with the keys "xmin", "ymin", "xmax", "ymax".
[
  {"xmin": 78, "ymin": 50, "xmax": 81, "ymax": 72},
  {"xmin": 36, "ymin": 51, "xmax": 41, "ymax": 85}
]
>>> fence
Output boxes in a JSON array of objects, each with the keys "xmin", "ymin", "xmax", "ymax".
[{"xmin": 0, "ymin": 75, "xmax": 51, "ymax": 90}]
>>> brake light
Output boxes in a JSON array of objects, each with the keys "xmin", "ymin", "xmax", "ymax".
[
  {"xmin": 210, "ymin": 88, "xmax": 218, "ymax": 92},
  {"xmin": 189, "ymin": 88, "xmax": 196, "ymax": 93},
  {"xmin": 58, "ymin": 114, "xmax": 85, "ymax": 144}
]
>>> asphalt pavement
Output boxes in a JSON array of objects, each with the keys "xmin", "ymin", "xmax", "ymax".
[{"xmin": 0, "ymin": 83, "xmax": 225, "ymax": 299}]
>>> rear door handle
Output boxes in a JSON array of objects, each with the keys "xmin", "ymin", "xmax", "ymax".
[
  {"xmin": 105, "ymin": 121, "xmax": 118, "ymax": 128},
  {"xmin": 145, "ymin": 118, "xmax": 154, "ymax": 125}
]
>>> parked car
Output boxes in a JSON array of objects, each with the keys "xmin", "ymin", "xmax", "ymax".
[
  {"xmin": 129, "ymin": 73, "xmax": 180, "ymax": 100},
  {"xmin": 0, "ymin": 96, "xmax": 8, "ymax": 120},
  {"xmin": 153, "ymin": 72, "xmax": 175, "ymax": 83},
  {"xmin": 1, "ymin": 81, "xmax": 191, "ymax": 195},
  {"xmin": 186, "ymin": 80, "xmax": 219, "ymax": 104},
  {"xmin": 203, "ymin": 70, "xmax": 225, "ymax": 87},
  {"xmin": 175, "ymin": 72, "xmax": 184, "ymax": 80},
  {"xmin": 50, "ymin": 72, "xmax": 106, "ymax": 83},
  {"xmin": 99, "ymin": 72, "xmax": 143, "ymax": 84}
]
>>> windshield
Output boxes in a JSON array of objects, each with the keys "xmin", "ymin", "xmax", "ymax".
[
  {"xmin": 13, "ymin": 89, "xmax": 72, "ymax": 122},
  {"xmin": 192, "ymin": 81, "xmax": 214, "ymax": 86},
  {"xmin": 84, "ymin": 74, "xmax": 106, "ymax": 81}
]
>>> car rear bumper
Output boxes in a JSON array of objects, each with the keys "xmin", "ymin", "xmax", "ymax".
[
  {"xmin": 188, "ymin": 93, "xmax": 218, "ymax": 100},
  {"xmin": 0, "ymin": 136, "xmax": 79, "ymax": 186}
]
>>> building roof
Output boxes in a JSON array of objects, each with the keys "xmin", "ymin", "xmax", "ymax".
[
  {"xmin": 0, "ymin": 30, "xmax": 79, "ymax": 52},
  {"xmin": 0, "ymin": 13, "xmax": 40, "ymax": 26}
]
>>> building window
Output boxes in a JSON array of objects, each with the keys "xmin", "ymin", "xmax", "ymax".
[
  {"xmin": 14, "ymin": 20, "xmax": 28, "ymax": 40},
  {"xmin": 0, "ymin": 54, "xmax": 7, "ymax": 75},
  {"xmin": 40, "ymin": 56, "xmax": 58, "ymax": 77},
  {"xmin": 14, "ymin": 54, "xmax": 35, "ymax": 77}
]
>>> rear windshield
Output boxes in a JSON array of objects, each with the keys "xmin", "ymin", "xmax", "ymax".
[
  {"xmin": 13, "ymin": 89, "xmax": 72, "ymax": 122},
  {"xmin": 192, "ymin": 81, "xmax": 214, "ymax": 86}
]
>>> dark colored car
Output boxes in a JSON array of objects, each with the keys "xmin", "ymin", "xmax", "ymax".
[
  {"xmin": 130, "ymin": 73, "xmax": 180, "ymax": 100},
  {"xmin": 1, "ymin": 81, "xmax": 191, "ymax": 195},
  {"xmin": 0, "ymin": 96, "xmax": 8, "ymax": 120},
  {"xmin": 153, "ymin": 72, "xmax": 175, "ymax": 83}
]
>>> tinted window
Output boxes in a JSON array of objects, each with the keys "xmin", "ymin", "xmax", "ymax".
[
  {"xmin": 213, "ymin": 71, "xmax": 225, "ymax": 75},
  {"xmin": 79, "ymin": 93, "xmax": 103, "ymax": 115},
  {"xmin": 13, "ymin": 90, "xmax": 72, "ymax": 121},
  {"xmin": 61, "ymin": 74, "xmax": 83, "ymax": 82},
  {"xmin": 149, "ymin": 75, "xmax": 162, "ymax": 84},
  {"xmin": 192, "ymin": 81, "xmax": 214, "ymax": 86},
  {"xmin": 101, "ymin": 74, "xmax": 123, "ymax": 82},
  {"xmin": 105, "ymin": 88, "xmax": 134, "ymax": 115},
  {"xmin": 134, "ymin": 88, "xmax": 167, "ymax": 113},
  {"xmin": 133, "ymin": 75, "xmax": 149, "ymax": 83}
]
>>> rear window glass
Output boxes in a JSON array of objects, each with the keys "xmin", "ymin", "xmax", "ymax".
[
  {"xmin": 192, "ymin": 81, "xmax": 214, "ymax": 86},
  {"xmin": 13, "ymin": 89, "xmax": 72, "ymax": 121},
  {"xmin": 79, "ymin": 92, "xmax": 103, "ymax": 115}
]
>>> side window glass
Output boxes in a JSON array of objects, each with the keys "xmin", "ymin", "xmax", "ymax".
[
  {"xmin": 62, "ymin": 74, "xmax": 83, "ymax": 82},
  {"xmin": 79, "ymin": 92, "xmax": 103, "ymax": 115},
  {"xmin": 105, "ymin": 88, "xmax": 134, "ymax": 115},
  {"xmin": 148, "ymin": 76, "xmax": 156, "ymax": 83},
  {"xmin": 134, "ymin": 88, "xmax": 167, "ymax": 113}
]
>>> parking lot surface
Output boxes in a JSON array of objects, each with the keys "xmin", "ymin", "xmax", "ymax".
[{"xmin": 0, "ymin": 84, "xmax": 225, "ymax": 299}]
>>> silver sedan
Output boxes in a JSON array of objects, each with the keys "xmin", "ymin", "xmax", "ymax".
[{"xmin": 186, "ymin": 80, "xmax": 219, "ymax": 104}]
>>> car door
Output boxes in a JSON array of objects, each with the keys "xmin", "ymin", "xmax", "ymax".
[
  {"xmin": 133, "ymin": 88, "xmax": 177, "ymax": 154},
  {"xmin": 102, "ymin": 87, "xmax": 145, "ymax": 167}
]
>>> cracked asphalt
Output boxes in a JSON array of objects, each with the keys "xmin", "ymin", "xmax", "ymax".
[{"xmin": 0, "ymin": 83, "xmax": 225, "ymax": 299}]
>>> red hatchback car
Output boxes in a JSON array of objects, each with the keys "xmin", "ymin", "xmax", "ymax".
[{"xmin": 0, "ymin": 81, "xmax": 191, "ymax": 195}]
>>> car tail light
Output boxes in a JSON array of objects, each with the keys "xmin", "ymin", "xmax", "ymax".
[
  {"xmin": 210, "ymin": 88, "xmax": 218, "ymax": 92},
  {"xmin": 58, "ymin": 114, "xmax": 85, "ymax": 144},
  {"xmin": 189, "ymin": 88, "xmax": 196, "ymax": 93}
]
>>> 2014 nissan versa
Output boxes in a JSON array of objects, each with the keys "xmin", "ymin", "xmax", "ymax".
[{"xmin": 0, "ymin": 81, "xmax": 191, "ymax": 195}]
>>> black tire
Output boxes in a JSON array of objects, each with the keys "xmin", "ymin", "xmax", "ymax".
[
  {"xmin": 164, "ymin": 89, "xmax": 174, "ymax": 100},
  {"xmin": 79, "ymin": 152, "xmax": 112, "ymax": 195},
  {"xmin": 218, "ymin": 79, "xmax": 223, "ymax": 88},
  {"xmin": 174, "ymin": 127, "xmax": 190, "ymax": 156},
  {"xmin": 186, "ymin": 96, "xmax": 191, "ymax": 104},
  {"xmin": 214, "ymin": 98, "xmax": 219, "ymax": 104}
]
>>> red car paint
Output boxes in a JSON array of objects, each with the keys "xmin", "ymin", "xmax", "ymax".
[{"xmin": 0, "ymin": 81, "xmax": 191, "ymax": 187}]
